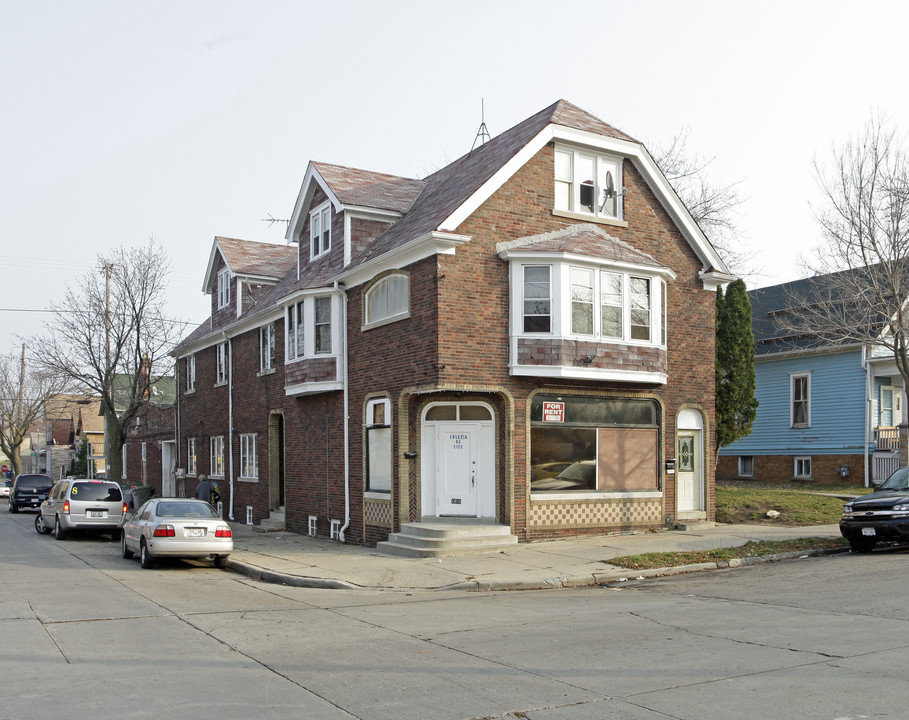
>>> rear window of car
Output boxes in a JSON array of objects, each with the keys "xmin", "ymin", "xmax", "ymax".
[
  {"xmin": 155, "ymin": 501, "xmax": 218, "ymax": 518},
  {"xmin": 69, "ymin": 481, "xmax": 123, "ymax": 502},
  {"xmin": 17, "ymin": 475, "xmax": 52, "ymax": 489}
]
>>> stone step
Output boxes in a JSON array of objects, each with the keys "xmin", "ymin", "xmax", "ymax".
[
  {"xmin": 256, "ymin": 507, "xmax": 286, "ymax": 532},
  {"xmin": 376, "ymin": 520, "xmax": 518, "ymax": 558}
]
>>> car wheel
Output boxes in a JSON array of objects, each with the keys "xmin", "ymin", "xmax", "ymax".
[
  {"xmin": 213, "ymin": 555, "xmax": 226, "ymax": 569},
  {"xmin": 34, "ymin": 513, "xmax": 50, "ymax": 535},
  {"xmin": 848, "ymin": 537, "xmax": 877, "ymax": 553},
  {"xmin": 140, "ymin": 540, "xmax": 154, "ymax": 569},
  {"xmin": 121, "ymin": 534, "xmax": 134, "ymax": 559},
  {"xmin": 54, "ymin": 517, "xmax": 67, "ymax": 541}
]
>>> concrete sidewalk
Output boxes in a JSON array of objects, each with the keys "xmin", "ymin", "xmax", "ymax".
[{"xmin": 224, "ymin": 522, "xmax": 846, "ymax": 592}]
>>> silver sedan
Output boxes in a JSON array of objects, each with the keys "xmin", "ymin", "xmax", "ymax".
[{"xmin": 121, "ymin": 497, "xmax": 233, "ymax": 569}]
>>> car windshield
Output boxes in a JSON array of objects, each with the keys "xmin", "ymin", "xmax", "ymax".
[
  {"xmin": 880, "ymin": 467, "xmax": 909, "ymax": 491},
  {"xmin": 155, "ymin": 501, "xmax": 218, "ymax": 518},
  {"xmin": 70, "ymin": 481, "xmax": 122, "ymax": 502}
]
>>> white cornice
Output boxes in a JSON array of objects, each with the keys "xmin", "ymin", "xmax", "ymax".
[
  {"xmin": 499, "ymin": 249, "xmax": 677, "ymax": 281},
  {"xmin": 285, "ymin": 163, "xmax": 343, "ymax": 245},
  {"xmin": 510, "ymin": 364, "xmax": 667, "ymax": 384}
]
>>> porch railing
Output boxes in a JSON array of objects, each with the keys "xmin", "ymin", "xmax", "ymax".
[{"xmin": 873, "ymin": 426, "xmax": 902, "ymax": 483}]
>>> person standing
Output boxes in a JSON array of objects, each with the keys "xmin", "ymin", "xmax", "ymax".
[{"xmin": 194, "ymin": 474, "xmax": 214, "ymax": 503}]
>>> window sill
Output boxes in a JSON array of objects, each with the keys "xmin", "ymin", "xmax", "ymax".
[
  {"xmin": 257, "ymin": 368, "xmax": 276, "ymax": 377},
  {"xmin": 214, "ymin": 381, "xmax": 228, "ymax": 388},
  {"xmin": 364, "ymin": 491, "xmax": 391, "ymax": 500},
  {"xmin": 362, "ymin": 311, "xmax": 411, "ymax": 332},
  {"xmin": 238, "ymin": 477, "xmax": 259, "ymax": 483},
  {"xmin": 185, "ymin": 388, "xmax": 196, "ymax": 396},
  {"xmin": 553, "ymin": 209, "xmax": 628, "ymax": 228},
  {"xmin": 531, "ymin": 490, "xmax": 662, "ymax": 501}
]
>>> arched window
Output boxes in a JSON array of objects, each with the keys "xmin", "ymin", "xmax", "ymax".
[{"xmin": 365, "ymin": 273, "xmax": 409, "ymax": 326}]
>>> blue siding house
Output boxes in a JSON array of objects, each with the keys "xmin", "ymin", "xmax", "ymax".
[{"xmin": 718, "ymin": 277, "xmax": 904, "ymax": 486}]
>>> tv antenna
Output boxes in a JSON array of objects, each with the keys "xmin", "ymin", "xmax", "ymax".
[
  {"xmin": 261, "ymin": 213, "xmax": 290, "ymax": 228},
  {"xmin": 470, "ymin": 99, "xmax": 491, "ymax": 153}
]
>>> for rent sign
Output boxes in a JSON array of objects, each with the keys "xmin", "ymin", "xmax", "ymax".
[{"xmin": 542, "ymin": 401, "xmax": 565, "ymax": 423}]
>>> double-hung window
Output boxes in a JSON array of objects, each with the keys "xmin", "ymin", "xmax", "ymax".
[
  {"xmin": 554, "ymin": 146, "xmax": 623, "ymax": 221},
  {"xmin": 217, "ymin": 269, "xmax": 231, "ymax": 309},
  {"xmin": 791, "ymin": 373, "xmax": 811, "ymax": 427},
  {"xmin": 366, "ymin": 399, "xmax": 392, "ymax": 492},
  {"xmin": 210, "ymin": 436, "xmax": 224, "ymax": 477},
  {"xmin": 315, "ymin": 296, "xmax": 331, "ymax": 354},
  {"xmin": 311, "ymin": 203, "xmax": 331, "ymax": 259},
  {"xmin": 523, "ymin": 266, "xmax": 551, "ymax": 332},
  {"xmin": 216, "ymin": 342, "xmax": 228, "ymax": 384},
  {"xmin": 186, "ymin": 355, "xmax": 196, "ymax": 392},
  {"xmin": 286, "ymin": 301, "xmax": 305, "ymax": 360},
  {"xmin": 260, "ymin": 323, "xmax": 275, "ymax": 372},
  {"xmin": 187, "ymin": 438, "xmax": 197, "ymax": 476},
  {"xmin": 239, "ymin": 434, "xmax": 258, "ymax": 479},
  {"xmin": 568, "ymin": 267, "xmax": 654, "ymax": 343}
]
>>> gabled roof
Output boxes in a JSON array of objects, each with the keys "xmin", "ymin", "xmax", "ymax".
[
  {"xmin": 311, "ymin": 163, "xmax": 425, "ymax": 213},
  {"xmin": 202, "ymin": 237, "xmax": 297, "ymax": 294},
  {"xmin": 497, "ymin": 223, "xmax": 671, "ymax": 275}
]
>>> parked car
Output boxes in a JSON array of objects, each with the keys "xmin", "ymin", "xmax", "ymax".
[
  {"xmin": 840, "ymin": 466, "xmax": 909, "ymax": 552},
  {"xmin": 35, "ymin": 478, "xmax": 126, "ymax": 540},
  {"xmin": 121, "ymin": 497, "xmax": 233, "ymax": 569},
  {"xmin": 1, "ymin": 479, "xmax": 10, "ymax": 498},
  {"xmin": 8, "ymin": 473, "xmax": 53, "ymax": 512},
  {"xmin": 530, "ymin": 460, "xmax": 597, "ymax": 491}
]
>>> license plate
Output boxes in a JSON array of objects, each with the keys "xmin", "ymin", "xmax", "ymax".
[
  {"xmin": 88, "ymin": 510, "xmax": 106, "ymax": 518},
  {"xmin": 185, "ymin": 528, "xmax": 205, "ymax": 538},
  {"xmin": 862, "ymin": 527, "xmax": 876, "ymax": 536}
]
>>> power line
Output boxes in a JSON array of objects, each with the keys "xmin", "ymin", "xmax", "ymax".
[{"xmin": 0, "ymin": 307, "xmax": 199, "ymax": 327}]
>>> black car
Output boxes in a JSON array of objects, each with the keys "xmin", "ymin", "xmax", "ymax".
[
  {"xmin": 840, "ymin": 467, "xmax": 909, "ymax": 552},
  {"xmin": 8, "ymin": 473, "xmax": 53, "ymax": 512}
]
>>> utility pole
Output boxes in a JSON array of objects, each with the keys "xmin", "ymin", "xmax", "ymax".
[
  {"xmin": 101, "ymin": 262, "xmax": 114, "ymax": 476},
  {"xmin": 17, "ymin": 343, "xmax": 25, "ymax": 424}
]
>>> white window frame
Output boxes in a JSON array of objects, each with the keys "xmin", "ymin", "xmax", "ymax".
[
  {"xmin": 216, "ymin": 342, "xmax": 228, "ymax": 385},
  {"xmin": 210, "ymin": 436, "xmax": 225, "ymax": 477},
  {"xmin": 186, "ymin": 355, "xmax": 196, "ymax": 393},
  {"xmin": 522, "ymin": 265, "xmax": 551, "ymax": 333},
  {"xmin": 217, "ymin": 269, "xmax": 231, "ymax": 309},
  {"xmin": 187, "ymin": 437, "xmax": 197, "ymax": 477},
  {"xmin": 738, "ymin": 456, "xmax": 754, "ymax": 477},
  {"xmin": 286, "ymin": 300, "xmax": 305, "ymax": 361},
  {"xmin": 794, "ymin": 456, "xmax": 812, "ymax": 479},
  {"xmin": 554, "ymin": 145, "xmax": 623, "ymax": 221},
  {"xmin": 365, "ymin": 398, "xmax": 392, "ymax": 493},
  {"xmin": 790, "ymin": 372, "xmax": 811, "ymax": 428},
  {"xmin": 122, "ymin": 445, "xmax": 127, "ymax": 478},
  {"xmin": 310, "ymin": 202, "xmax": 331, "ymax": 260},
  {"xmin": 364, "ymin": 274, "xmax": 410, "ymax": 327},
  {"xmin": 239, "ymin": 433, "xmax": 258, "ymax": 479},
  {"xmin": 141, "ymin": 442, "xmax": 147, "ymax": 462},
  {"xmin": 260, "ymin": 323, "xmax": 276, "ymax": 372},
  {"xmin": 314, "ymin": 296, "xmax": 332, "ymax": 354}
]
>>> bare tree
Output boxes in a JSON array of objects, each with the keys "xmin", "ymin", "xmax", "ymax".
[
  {"xmin": 0, "ymin": 346, "xmax": 69, "ymax": 477},
  {"xmin": 774, "ymin": 117, "xmax": 909, "ymax": 389},
  {"xmin": 32, "ymin": 240, "xmax": 179, "ymax": 483},
  {"xmin": 653, "ymin": 128, "xmax": 752, "ymax": 276}
]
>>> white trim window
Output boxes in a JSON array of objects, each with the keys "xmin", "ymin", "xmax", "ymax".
[
  {"xmin": 286, "ymin": 301, "xmax": 305, "ymax": 361},
  {"xmin": 122, "ymin": 445, "xmax": 127, "ymax": 479},
  {"xmin": 566, "ymin": 266, "xmax": 655, "ymax": 343},
  {"xmin": 554, "ymin": 145, "xmax": 623, "ymax": 220},
  {"xmin": 791, "ymin": 372, "xmax": 811, "ymax": 428},
  {"xmin": 738, "ymin": 456, "xmax": 754, "ymax": 478},
  {"xmin": 260, "ymin": 323, "xmax": 276, "ymax": 372},
  {"xmin": 186, "ymin": 355, "xmax": 196, "ymax": 393},
  {"xmin": 187, "ymin": 437, "xmax": 197, "ymax": 477},
  {"xmin": 794, "ymin": 456, "xmax": 812, "ymax": 479},
  {"xmin": 310, "ymin": 202, "xmax": 331, "ymax": 259},
  {"xmin": 365, "ymin": 274, "xmax": 409, "ymax": 326},
  {"xmin": 523, "ymin": 265, "xmax": 551, "ymax": 332},
  {"xmin": 216, "ymin": 342, "xmax": 229, "ymax": 384},
  {"xmin": 210, "ymin": 436, "xmax": 225, "ymax": 477},
  {"xmin": 217, "ymin": 269, "xmax": 231, "ymax": 309},
  {"xmin": 239, "ymin": 434, "xmax": 258, "ymax": 479},
  {"xmin": 315, "ymin": 296, "xmax": 331, "ymax": 354},
  {"xmin": 366, "ymin": 398, "xmax": 392, "ymax": 492}
]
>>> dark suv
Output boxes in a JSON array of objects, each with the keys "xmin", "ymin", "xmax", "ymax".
[
  {"xmin": 841, "ymin": 466, "xmax": 909, "ymax": 551},
  {"xmin": 8, "ymin": 474, "xmax": 53, "ymax": 512}
]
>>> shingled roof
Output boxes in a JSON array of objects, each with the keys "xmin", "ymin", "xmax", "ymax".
[
  {"xmin": 215, "ymin": 236, "xmax": 297, "ymax": 280},
  {"xmin": 311, "ymin": 163, "xmax": 425, "ymax": 214}
]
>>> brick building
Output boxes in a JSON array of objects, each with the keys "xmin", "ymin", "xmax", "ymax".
[{"xmin": 173, "ymin": 100, "xmax": 732, "ymax": 546}]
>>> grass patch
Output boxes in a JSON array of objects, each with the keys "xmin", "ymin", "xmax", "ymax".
[
  {"xmin": 608, "ymin": 537, "xmax": 849, "ymax": 570},
  {"xmin": 715, "ymin": 483, "xmax": 867, "ymax": 525}
]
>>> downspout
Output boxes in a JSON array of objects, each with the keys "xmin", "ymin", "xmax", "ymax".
[
  {"xmin": 337, "ymin": 281, "xmax": 350, "ymax": 542},
  {"xmin": 863, "ymin": 345, "xmax": 871, "ymax": 488},
  {"xmin": 222, "ymin": 331, "xmax": 235, "ymax": 520},
  {"xmin": 176, "ymin": 361, "xmax": 182, "ymax": 496}
]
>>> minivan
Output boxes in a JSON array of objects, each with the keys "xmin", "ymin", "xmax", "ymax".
[{"xmin": 35, "ymin": 478, "xmax": 127, "ymax": 540}]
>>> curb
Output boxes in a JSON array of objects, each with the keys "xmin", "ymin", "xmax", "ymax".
[{"xmin": 225, "ymin": 544, "xmax": 850, "ymax": 592}]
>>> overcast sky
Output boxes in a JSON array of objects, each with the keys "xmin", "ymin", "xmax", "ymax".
[{"xmin": 3, "ymin": 0, "xmax": 908, "ymax": 350}]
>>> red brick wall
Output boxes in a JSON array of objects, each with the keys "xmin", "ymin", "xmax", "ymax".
[{"xmin": 717, "ymin": 453, "xmax": 866, "ymax": 484}]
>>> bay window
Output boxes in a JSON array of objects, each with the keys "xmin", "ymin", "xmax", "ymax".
[
  {"xmin": 260, "ymin": 323, "xmax": 275, "ymax": 372},
  {"xmin": 523, "ymin": 266, "xmax": 551, "ymax": 332},
  {"xmin": 286, "ymin": 301, "xmax": 305, "ymax": 361}
]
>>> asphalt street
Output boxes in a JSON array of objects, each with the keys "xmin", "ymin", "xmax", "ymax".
[{"xmin": 1, "ymin": 508, "xmax": 906, "ymax": 720}]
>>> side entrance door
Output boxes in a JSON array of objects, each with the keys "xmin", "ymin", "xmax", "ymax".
[
  {"xmin": 437, "ymin": 424, "xmax": 477, "ymax": 516},
  {"xmin": 677, "ymin": 431, "xmax": 703, "ymax": 513}
]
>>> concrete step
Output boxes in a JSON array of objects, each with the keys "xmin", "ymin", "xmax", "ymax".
[
  {"xmin": 256, "ymin": 507, "xmax": 286, "ymax": 532},
  {"xmin": 377, "ymin": 520, "xmax": 518, "ymax": 558}
]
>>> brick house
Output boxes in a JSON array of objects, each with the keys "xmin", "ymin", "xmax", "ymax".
[{"xmin": 173, "ymin": 100, "xmax": 732, "ymax": 545}]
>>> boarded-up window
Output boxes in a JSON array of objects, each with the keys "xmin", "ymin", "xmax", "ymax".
[{"xmin": 597, "ymin": 428, "xmax": 659, "ymax": 490}]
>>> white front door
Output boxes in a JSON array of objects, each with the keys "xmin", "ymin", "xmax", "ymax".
[
  {"xmin": 677, "ymin": 431, "xmax": 703, "ymax": 513},
  {"xmin": 437, "ymin": 424, "xmax": 477, "ymax": 516},
  {"xmin": 161, "ymin": 442, "xmax": 176, "ymax": 496}
]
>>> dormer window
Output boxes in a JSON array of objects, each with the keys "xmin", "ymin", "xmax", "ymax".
[
  {"xmin": 310, "ymin": 202, "xmax": 331, "ymax": 259},
  {"xmin": 217, "ymin": 269, "xmax": 231, "ymax": 309},
  {"xmin": 554, "ymin": 146, "xmax": 623, "ymax": 221}
]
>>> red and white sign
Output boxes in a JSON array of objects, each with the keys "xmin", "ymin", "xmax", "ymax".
[
  {"xmin": 0, "ymin": 465, "xmax": 8, "ymax": 474},
  {"xmin": 542, "ymin": 402, "xmax": 565, "ymax": 423}
]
